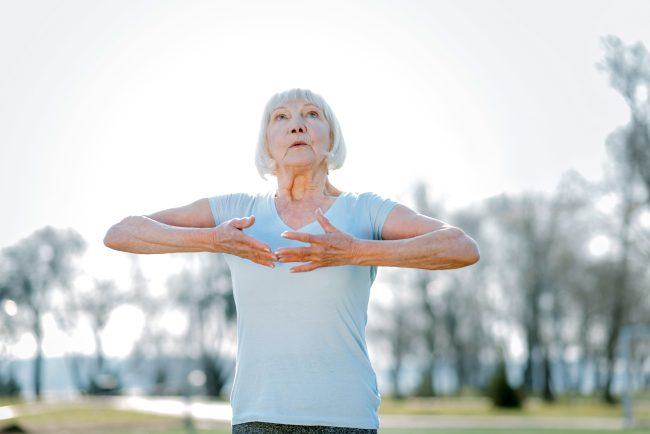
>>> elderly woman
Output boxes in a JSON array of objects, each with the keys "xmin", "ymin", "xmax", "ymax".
[{"xmin": 104, "ymin": 88, "xmax": 480, "ymax": 434}]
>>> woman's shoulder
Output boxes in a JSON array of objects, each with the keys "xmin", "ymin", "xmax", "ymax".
[
  {"xmin": 336, "ymin": 191, "xmax": 398, "ymax": 216},
  {"xmin": 340, "ymin": 191, "xmax": 393, "ymax": 202},
  {"xmin": 209, "ymin": 191, "xmax": 272, "ymax": 201},
  {"xmin": 208, "ymin": 191, "xmax": 275, "ymax": 213},
  {"xmin": 208, "ymin": 191, "xmax": 273, "ymax": 224}
]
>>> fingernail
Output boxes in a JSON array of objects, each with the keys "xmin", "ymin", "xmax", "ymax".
[
  {"xmin": 281, "ymin": 231, "xmax": 288, "ymax": 237},
  {"xmin": 264, "ymin": 247, "xmax": 271, "ymax": 252}
]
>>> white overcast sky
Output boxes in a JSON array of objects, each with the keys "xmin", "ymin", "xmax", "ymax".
[{"xmin": 1, "ymin": 1, "xmax": 649, "ymax": 358}]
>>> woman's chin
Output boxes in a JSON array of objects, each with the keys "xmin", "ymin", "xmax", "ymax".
[{"xmin": 279, "ymin": 159, "xmax": 324, "ymax": 171}]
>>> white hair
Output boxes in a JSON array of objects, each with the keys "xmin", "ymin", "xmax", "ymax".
[{"xmin": 255, "ymin": 88, "xmax": 346, "ymax": 179}]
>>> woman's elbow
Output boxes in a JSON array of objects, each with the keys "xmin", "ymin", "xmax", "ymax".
[
  {"xmin": 103, "ymin": 216, "xmax": 134, "ymax": 251},
  {"xmin": 449, "ymin": 228, "xmax": 480, "ymax": 267},
  {"xmin": 460, "ymin": 233, "xmax": 480, "ymax": 266},
  {"xmin": 103, "ymin": 226, "xmax": 122, "ymax": 250}
]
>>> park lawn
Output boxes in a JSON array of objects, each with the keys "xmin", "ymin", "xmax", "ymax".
[
  {"xmin": 4, "ymin": 403, "xmax": 186, "ymax": 433},
  {"xmin": 3, "ymin": 397, "xmax": 650, "ymax": 434},
  {"xmin": 378, "ymin": 396, "xmax": 626, "ymax": 418},
  {"xmin": 0, "ymin": 397, "xmax": 20, "ymax": 407},
  {"xmin": 90, "ymin": 429, "xmax": 650, "ymax": 434},
  {"xmin": 378, "ymin": 430, "xmax": 649, "ymax": 434}
]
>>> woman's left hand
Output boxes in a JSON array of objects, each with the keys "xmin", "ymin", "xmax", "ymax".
[{"xmin": 274, "ymin": 208, "xmax": 359, "ymax": 272}]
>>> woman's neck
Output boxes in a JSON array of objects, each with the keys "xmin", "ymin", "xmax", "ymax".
[{"xmin": 275, "ymin": 167, "xmax": 339, "ymax": 202}]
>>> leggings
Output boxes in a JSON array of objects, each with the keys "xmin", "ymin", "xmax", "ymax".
[{"xmin": 232, "ymin": 422, "xmax": 378, "ymax": 434}]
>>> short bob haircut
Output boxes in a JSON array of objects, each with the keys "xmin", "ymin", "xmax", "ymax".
[{"xmin": 255, "ymin": 88, "xmax": 346, "ymax": 179}]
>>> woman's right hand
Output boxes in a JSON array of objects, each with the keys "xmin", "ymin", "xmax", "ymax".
[{"xmin": 215, "ymin": 216, "xmax": 277, "ymax": 268}]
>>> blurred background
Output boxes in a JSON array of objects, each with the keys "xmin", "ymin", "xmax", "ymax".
[{"xmin": 1, "ymin": 0, "xmax": 649, "ymax": 433}]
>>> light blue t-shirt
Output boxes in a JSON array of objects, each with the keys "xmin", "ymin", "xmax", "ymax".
[{"xmin": 208, "ymin": 190, "xmax": 397, "ymax": 429}]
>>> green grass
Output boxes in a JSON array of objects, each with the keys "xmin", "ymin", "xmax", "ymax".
[
  {"xmin": 2, "ymin": 396, "xmax": 650, "ymax": 434},
  {"xmin": 3, "ymin": 403, "xmax": 188, "ymax": 433},
  {"xmin": 378, "ymin": 396, "xmax": 650, "ymax": 418},
  {"xmin": 78, "ymin": 429, "xmax": 650, "ymax": 434},
  {"xmin": 379, "ymin": 397, "xmax": 609, "ymax": 417},
  {"xmin": 378, "ymin": 430, "xmax": 648, "ymax": 434},
  {"xmin": 0, "ymin": 397, "xmax": 20, "ymax": 407}
]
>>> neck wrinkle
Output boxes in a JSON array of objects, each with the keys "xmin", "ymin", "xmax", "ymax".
[{"xmin": 275, "ymin": 165, "xmax": 334, "ymax": 202}]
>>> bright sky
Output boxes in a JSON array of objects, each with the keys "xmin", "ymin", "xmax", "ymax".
[{"xmin": 1, "ymin": 0, "xmax": 649, "ymax": 359}]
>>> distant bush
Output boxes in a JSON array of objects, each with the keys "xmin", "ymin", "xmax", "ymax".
[
  {"xmin": 86, "ymin": 371, "xmax": 122, "ymax": 396},
  {"xmin": 0, "ymin": 372, "xmax": 21, "ymax": 397},
  {"xmin": 487, "ymin": 358, "xmax": 523, "ymax": 408}
]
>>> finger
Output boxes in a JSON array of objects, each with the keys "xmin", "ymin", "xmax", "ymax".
[
  {"xmin": 290, "ymin": 262, "xmax": 321, "ymax": 273},
  {"xmin": 233, "ymin": 232, "xmax": 277, "ymax": 262},
  {"xmin": 230, "ymin": 215, "xmax": 255, "ymax": 230},
  {"xmin": 248, "ymin": 248, "xmax": 277, "ymax": 266},
  {"xmin": 275, "ymin": 247, "xmax": 312, "ymax": 262},
  {"xmin": 241, "ymin": 234, "xmax": 275, "ymax": 257},
  {"xmin": 247, "ymin": 256, "xmax": 275, "ymax": 268},
  {"xmin": 281, "ymin": 231, "xmax": 318, "ymax": 244},
  {"xmin": 315, "ymin": 208, "xmax": 338, "ymax": 233}
]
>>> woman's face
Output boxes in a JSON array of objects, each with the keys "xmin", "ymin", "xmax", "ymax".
[{"xmin": 266, "ymin": 98, "xmax": 331, "ymax": 173}]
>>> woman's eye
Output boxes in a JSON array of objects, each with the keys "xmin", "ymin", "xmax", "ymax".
[
  {"xmin": 307, "ymin": 111, "xmax": 319, "ymax": 118},
  {"xmin": 275, "ymin": 113, "xmax": 287, "ymax": 120}
]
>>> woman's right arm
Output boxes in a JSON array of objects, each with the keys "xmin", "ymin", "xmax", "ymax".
[{"xmin": 103, "ymin": 198, "xmax": 276, "ymax": 266}]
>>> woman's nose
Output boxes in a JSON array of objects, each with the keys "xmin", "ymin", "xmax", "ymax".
[{"xmin": 289, "ymin": 118, "xmax": 306, "ymax": 134}]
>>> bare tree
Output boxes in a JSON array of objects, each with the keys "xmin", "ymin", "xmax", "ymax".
[
  {"xmin": 594, "ymin": 129, "xmax": 648, "ymax": 403},
  {"xmin": 0, "ymin": 270, "xmax": 22, "ymax": 396},
  {"xmin": 598, "ymin": 36, "xmax": 650, "ymax": 402},
  {"xmin": 0, "ymin": 227, "xmax": 85, "ymax": 399},
  {"xmin": 80, "ymin": 278, "xmax": 127, "ymax": 394},
  {"xmin": 485, "ymin": 180, "xmax": 590, "ymax": 401},
  {"xmin": 599, "ymin": 36, "xmax": 650, "ymax": 204},
  {"xmin": 129, "ymin": 257, "xmax": 183, "ymax": 395},
  {"xmin": 410, "ymin": 182, "xmax": 447, "ymax": 396},
  {"xmin": 368, "ymin": 270, "xmax": 419, "ymax": 399},
  {"xmin": 444, "ymin": 205, "xmax": 495, "ymax": 392},
  {"xmin": 167, "ymin": 253, "xmax": 235, "ymax": 397}
]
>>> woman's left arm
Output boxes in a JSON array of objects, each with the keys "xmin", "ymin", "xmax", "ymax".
[
  {"xmin": 276, "ymin": 205, "xmax": 480, "ymax": 272},
  {"xmin": 355, "ymin": 204, "xmax": 480, "ymax": 270}
]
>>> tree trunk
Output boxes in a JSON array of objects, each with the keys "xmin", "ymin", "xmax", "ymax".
[
  {"xmin": 93, "ymin": 329, "xmax": 105, "ymax": 374},
  {"xmin": 523, "ymin": 324, "xmax": 539, "ymax": 393},
  {"xmin": 33, "ymin": 310, "xmax": 43, "ymax": 400},
  {"xmin": 542, "ymin": 350, "xmax": 555, "ymax": 402},
  {"xmin": 603, "ymin": 201, "xmax": 634, "ymax": 404},
  {"xmin": 414, "ymin": 359, "xmax": 435, "ymax": 397},
  {"xmin": 389, "ymin": 354, "xmax": 404, "ymax": 399},
  {"xmin": 416, "ymin": 272, "xmax": 436, "ymax": 396}
]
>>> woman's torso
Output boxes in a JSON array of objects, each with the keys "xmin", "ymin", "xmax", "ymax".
[{"xmin": 208, "ymin": 191, "xmax": 396, "ymax": 429}]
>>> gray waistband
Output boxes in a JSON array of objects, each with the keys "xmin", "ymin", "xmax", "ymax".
[{"xmin": 232, "ymin": 422, "xmax": 378, "ymax": 434}]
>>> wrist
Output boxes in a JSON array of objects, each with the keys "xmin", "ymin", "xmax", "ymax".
[
  {"xmin": 204, "ymin": 227, "xmax": 225, "ymax": 253},
  {"xmin": 349, "ymin": 238, "xmax": 368, "ymax": 266}
]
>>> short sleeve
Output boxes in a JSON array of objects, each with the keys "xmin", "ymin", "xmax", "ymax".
[
  {"xmin": 362, "ymin": 192, "xmax": 398, "ymax": 240},
  {"xmin": 208, "ymin": 193, "xmax": 256, "ymax": 227}
]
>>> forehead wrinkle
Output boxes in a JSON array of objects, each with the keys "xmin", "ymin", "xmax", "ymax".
[{"xmin": 271, "ymin": 101, "xmax": 322, "ymax": 113}]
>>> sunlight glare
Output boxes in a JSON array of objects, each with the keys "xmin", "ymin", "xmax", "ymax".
[
  {"xmin": 102, "ymin": 304, "xmax": 145, "ymax": 358},
  {"xmin": 635, "ymin": 84, "xmax": 648, "ymax": 104},
  {"xmin": 588, "ymin": 235, "xmax": 611, "ymax": 257},
  {"xmin": 2, "ymin": 299, "xmax": 17, "ymax": 317},
  {"xmin": 639, "ymin": 209, "xmax": 650, "ymax": 228},
  {"xmin": 160, "ymin": 308, "xmax": 189, "ymax": 337},
  {"xmin": 595, "ymin": 194, "xmax": 618, "ymax": 214}
]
